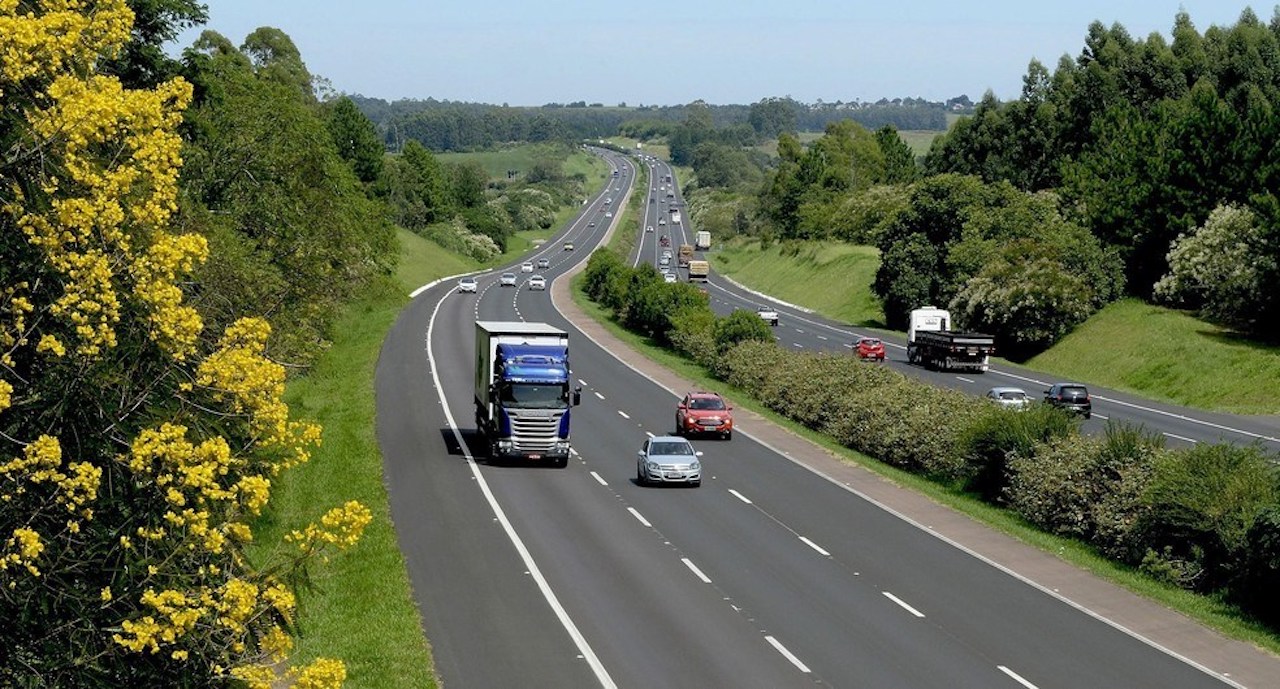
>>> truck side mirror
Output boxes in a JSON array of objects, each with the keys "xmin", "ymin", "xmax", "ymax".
[{"xmin": 573, "ymin": 386, "xmax": 582, "ymax": 406}]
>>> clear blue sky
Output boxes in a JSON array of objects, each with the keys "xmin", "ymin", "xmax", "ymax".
[{"xmin": 175, "ymin": 1, "xmax": 1261, "ymax": 105}]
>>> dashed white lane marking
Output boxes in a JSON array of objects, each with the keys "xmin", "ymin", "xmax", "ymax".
[
  {"xmin": 997, "ymin": 665, "xmax": 1039, "ymax": 688},
  {"xmin": 956, "ymin": 376, "xmax": 975, "ymax": 383},
  {"xmin": 1164, "ymin": 432, "xmax": 1199, "ymax": 443},
  {"xmin": 681, "ymin": 557, "xmax": 712, "ymax": 583},
  {"xmin": 577, "ymin": 378, "xmax": 587, "ymax": 386},
  {"xmin": 791, "ymin": 342, "xmax": 803, "ymax": 348},
  {"xmin": 1093, "ymin": 413, "xmax": 1109, "ymax": 420},
  {"xmin": 645, "ymin": 431, "xmax": 655, "ymax": 438},
  {"xmin": 594, "ymin": 391, "xmax": 605, "ymax": 400},
  {"xmin": 798, "ymin": 536, "xmax": 831, "ymax": 557},
  {"xmin": 728, "ymin": 489, "xmax": 753, "ymax": 504},
  {"xmin": 627, "ymin": 507, "xmax": 651, "ymax": 528},
  {"xmin": 882, "ymin": 591, "xmax": 925, "ymax": 618},
  {"xmin": 618, "ymin": 410, "xmax": 630, "ymax": 419},
  {"xmin": 817, "ymin": 335, "xmax": 828, "ymax": 341},
  {"xmin": 590, "ymin": 471, "xmax": 608, "ymax": 486},
  {"xmin": 765, "ymin": 636, "xmax": 811, "ymax": 674}
]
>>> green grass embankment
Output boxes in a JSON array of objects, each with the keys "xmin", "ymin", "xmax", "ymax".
[
  {"xmin": 710, "ymin": 238, "xmax": 884, "ymax": 327},
  {"xmin": 259, "ymin": 149, "xmax": 611, "ymax": 687}
]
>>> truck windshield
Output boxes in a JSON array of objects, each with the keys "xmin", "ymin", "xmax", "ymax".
[{"xmin": 499, "ymin": 383, "xmax": 567, "ymax": 408}]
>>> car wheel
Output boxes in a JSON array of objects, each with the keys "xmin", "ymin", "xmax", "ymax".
[
  {"xmin": 637, "ymin": 463, "xmax": 646, "ymax": 485},
  {"xmin": 1084, "ymin": 412, "xmax": 1092, "ymax": 420}
]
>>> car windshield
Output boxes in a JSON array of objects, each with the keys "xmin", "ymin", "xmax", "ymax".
[
  {"xmin": 1061, "ymin": 387, "xmax": 1088, "ymax": 398},
  {"xmin": 690, "ymin": 397, "xmax": 725, "ymax": 410},
  {"xmin": 862, "ymin": 339, "xmax": 881, "ymax": 346},
  {"xmin": 1000, "ymin": 391, "xmax": 1027, "ymax": 400},
  {"xmin": 499, "ymin": 383, "xmax": 566, "ymax": 409},
  {"xmin": 650, "ymin": 441, "xmax": 694, "ymax": 457}
]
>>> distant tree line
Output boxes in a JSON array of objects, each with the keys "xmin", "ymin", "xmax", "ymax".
[{"xmin": 349, "ymin": 96, "xmax": 958, "ymax": 153}]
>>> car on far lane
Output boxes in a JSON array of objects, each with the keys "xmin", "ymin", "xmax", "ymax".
[
  {"xmin": 676, "ymin": 391, "xmax": 733, "ymax": 440},
  {"xmin": 663, "ymin": 272, "xmax": 677, "ymax": 283},
  {"xmin": 659, "ymin": 218, "xmax": 667, "ymax": 226},
  {"xmin": 499, "ymin": 272, "xmax": 517, "ymax": 287},
  {"xmin": 457, "ymin": 277, "xmax": 477, "ymax": 293},
  {"xmin": 520, "ymin": 261, "xmax": 534, "ymax": 273},
  {"xmin": 986, "ymin": 386, "xmax": 1031, "ymax": 410},
  {"xmin": 646, "ymin": 225, "xmax": 654, "ymax": 232},
  {"xmin": 528, "ymin": 275, "xmax": 546, "ymax": 290},
  {"xmin": 563, "ymin": 242, "xmax": 575, "ymax": 251},
  {"xmin": 605, "ymin": 212, "xmax": 613, "ymax": 218},
  {"xmin": 1045, "ymin": 383, "xmax": 1092, "ymax": 419},
  {"xmin": 537, "ymin": 258, "xmax": 550, "ymax": 269},
  {"xmin": 756, "ymin": 306, "xmax": 779, "ymax": 327},
  {"xmin": 636, "ymin": 436, "xmax": 702, "ymax": 487},
  {"xmin": 854, "ymin": 337, "xmax": 886, "ymax": 361}
]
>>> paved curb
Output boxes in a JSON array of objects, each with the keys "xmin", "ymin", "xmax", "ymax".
[{"xmin": 551, "ymin": 254, "xmax": 1280, "ymax": 689}]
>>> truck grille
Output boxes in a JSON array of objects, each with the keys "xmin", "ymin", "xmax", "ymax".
[{"xmin": 508, "ymin": 409, "xmax": 564, "ymax": 451}]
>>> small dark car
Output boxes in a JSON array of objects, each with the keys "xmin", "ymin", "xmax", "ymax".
[{"xmin": 1044, "ymin": 383, "xmax": 1092, "ymax": 419}]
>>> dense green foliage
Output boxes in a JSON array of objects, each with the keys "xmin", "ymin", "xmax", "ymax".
[{"xmin": 926, "ymin": 9, "xmax": 1280, "ymax": 341}]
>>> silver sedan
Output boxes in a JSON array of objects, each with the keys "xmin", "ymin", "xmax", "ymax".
[{"xmin": 637, "ymin": 436, "xmax": 702, "ymax": 487}]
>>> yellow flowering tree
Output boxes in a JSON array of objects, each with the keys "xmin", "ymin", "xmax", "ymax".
[{"xmin": 1, "ymin": 2, "xmax": 368, "ymax": 686}]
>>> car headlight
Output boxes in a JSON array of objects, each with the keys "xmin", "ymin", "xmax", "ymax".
[
  {"xmin": 647, "ymin": 461, "xmax": 661, "ymax": 472},
  {"xmin": 690, "ymin": 460, "xmax": 700, "ymax": 470}
]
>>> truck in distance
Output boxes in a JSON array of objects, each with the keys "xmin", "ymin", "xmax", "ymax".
[
  {"xmin": 906, "ymin": 307, "xmax": 995, "ymax": 372},
  {"xmin": 678, "ymin": 244, "xmax": 694, "ymax": 267},
  {"xmin": 687, "ymin": 260, "xmax": 709, "ymax": 283},
  {"xmin": 695, "ymin": 231, "xmax": 711, "ymax": 250},
  {"xmin": 474, "ymin": 321, "xmax": 582, "ymax": 466}
]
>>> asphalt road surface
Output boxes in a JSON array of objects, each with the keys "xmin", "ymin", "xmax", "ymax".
[{"xmin": 376, "ymin": 149, "xmax": 1274, "ymax": 687}]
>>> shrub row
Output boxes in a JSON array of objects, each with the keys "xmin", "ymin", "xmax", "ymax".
[{"xmin": 582, "ymin": 251, "xmax": 1280, "ymax": 626}]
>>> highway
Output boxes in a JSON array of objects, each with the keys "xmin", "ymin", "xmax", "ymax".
[{"xmin": 376, "ymin": 149, "xmax": 1271, "ymax": 687}]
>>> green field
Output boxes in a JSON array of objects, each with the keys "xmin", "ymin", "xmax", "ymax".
[
  {"xmin": 709, "ymin": 238, "xmax": 884, "ymax": 326},
  {"xmin": 709, "ymin": 239, "xmax": 1280, "ymax": 415},
  {"xmin": 898, "ymin": 129, "xmax": 943, "ymax": 157},
  {"xmin": 438, "ymin": 143, "xmax": 585, "ymax": 180}
]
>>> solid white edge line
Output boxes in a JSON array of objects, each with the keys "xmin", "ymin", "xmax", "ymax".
[
  {"xmin": 764, "ymin": 635, "xmax": 811, "ymax": 674},
  {"xmin": 882, "ymin": 591, "xmax": 926, "ymax": 618},
  {"xmin": 798, "ymin": 536, "xmax": 831, "ymax": 557},
  {"xmin": 681, "ymin": 557, "xmax": 712, "ymax": 583},
  {"xmin": 728, "ymin": 488, "xmax": 753, "ymax": 504},
  {"xmin": 425, "ymin": 288, "xmax": 618, "ymax": 689},
  {"xmin": 590, "ymin": 471, "xmax": 608, "ymax": 486},
  {"xmin": 627, "ymin": 507, "xmax": 651, "ymax": 528},
  {"xmin": 997, "ymin": 665, "xmax": 1039, "ymax": 689}
]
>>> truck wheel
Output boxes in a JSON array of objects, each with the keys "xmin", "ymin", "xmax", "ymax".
[{"xmin": 554, "ymin": 455, "xmax": 569, "ymax": 468}]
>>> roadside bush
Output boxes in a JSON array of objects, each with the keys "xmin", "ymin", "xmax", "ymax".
[
  {"xmin": 713, "ymin": 309, "xmax": 775, "ymax": 355},
  {"xmin": 1006, "ymin": 436, "xmax": 1103, "ymax": 538},
  {"xmin": 959, "ymin": 403, "xmax": 1080, "ymax": 501},
  {"xmin": 1239, "ymin": 507, "xmax": 1280, "ymax": 624},
  {"xmin": 668, "ymin": 304, "xmax": 717, "ymax": 366},
  {"xmin": 582, "ymin": 249, "xmax": 629, "ymax": 312},
  {"xmin": 622, "ymin": 267, "xmax": 667, "ymax": 336},
  {"xmin": 1133, "ymin": 443, "xmax": 1279, "ymax": 591}
]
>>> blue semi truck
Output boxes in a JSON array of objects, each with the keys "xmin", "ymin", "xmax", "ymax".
[{"xmin": 474, "ymin": 321, "xmax": 581, "ymax": 467}]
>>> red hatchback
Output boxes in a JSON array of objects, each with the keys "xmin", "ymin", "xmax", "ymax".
[
  {"xmin": 676, "ymin": 392, "xmax": 734, "ymax": 440},
  {"xmin": 855, "ymin": 337, "xmax": 886, "ymax": 361}
]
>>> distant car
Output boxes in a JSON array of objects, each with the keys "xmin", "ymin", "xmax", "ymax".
[
  {"xmin": 646, "ymin": 225, "xmax": 654, "ymax": 232},
  {"xmin": 563, "ymin": 242, "xmax": 575, "ymax": 251},
  {"xmin": 663, "ymin": 272, "xmax": 677, "ymax": 283},
  {"xmin": 520, "ymin": 262, "xmax": 534, "ymax": 273},
  {"xmin": 499, "ymin": 272, "xmax": 517, "ymax": 287},
  {"xmin": 528, "ymin": 275, "xmax": 546, "ymax": 290},
  {"xmin": 1045, "ymin": 383, "xmax": 1092, "ymax": 418},
  {"xmin": 457, "ymin": 277, "xmax": 477, "ymax": 293},
  {"xmin": 676, "ymin": 391, "xmax": 733, "ymax": 440},
  {"xmin": 659, "ymin": 256, "xmax": 670, "ymax": 267},
  {"xmin": 605, "ymin": 197, "xmax": 612, "ymax": 204},
  {"xmin": 659, "ymin": 219, "xmax": 666, "ymax": 226},
  {"xmin": 661, "ymin": 249, "xmax": 673, "ymax": 259},
  {"xmin": 605, "ymin": 212, "xmax": 613, "ymax": 218},
  {"xmin": 537, "ymin": 258, "xmax": 550, "ymax": 269},
  {"xmin": 756, "ymin": 306, "xmax": 779, "ymax": 327},
  {"xmin": 854, "ymin": 337, "xmax": 885, "ymax": 361},
  {"xmin": 637, "ymin": 436, "xmax": 702, "ymax": 486},
  {"xmin": 650, "ymin": 197, "xmax": 656, "ymax": 204},
  {"xmin": 987, "ymin": 386, "xmax": 1031, "ymax": 410}
]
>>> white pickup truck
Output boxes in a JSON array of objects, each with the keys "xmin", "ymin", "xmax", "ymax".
[{"xmin": 756, "ymin": 306, "xmax": 779, "ymax": 326}]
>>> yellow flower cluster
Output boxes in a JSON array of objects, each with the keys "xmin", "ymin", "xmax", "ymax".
[
  {"xmin": 15, "ymin": 71, "xmax": 199, "ymax": 359},
  {"xmin": 196, "ymin": 318, "xmax": 322, "ymax": 471},
  {"xmin": 286, "ymin": 501, "xmax": 372, "ymax": 557},
  {"xmin": 1, "ymin": 285, "xmax": 35, "ymax": 368},
  {"xmin": 0, "ymin": 0, "xmax": 134, "ymax": 91},
  {"xmin": 1, "ymin": 435, "xmax": 101, "ymax": 525},
  {"xmin": 231, "ymin": 657, "xmax": 348, "ymax": 689},
  {"xmin": 126, "ymin": 423, "xmax": 271, "ymax": 553},
  {"xmin": 0, "ymin": 379, "xmax": 11, "ymax": 415},
  {"xmin": 2, "ymin": 527, "xmax": 45, "ymax": 577}
]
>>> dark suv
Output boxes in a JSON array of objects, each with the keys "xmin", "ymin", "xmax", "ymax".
[{"xmin": 1044, "ymin": 383, "xmax": 1092, "ymax": 419}]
